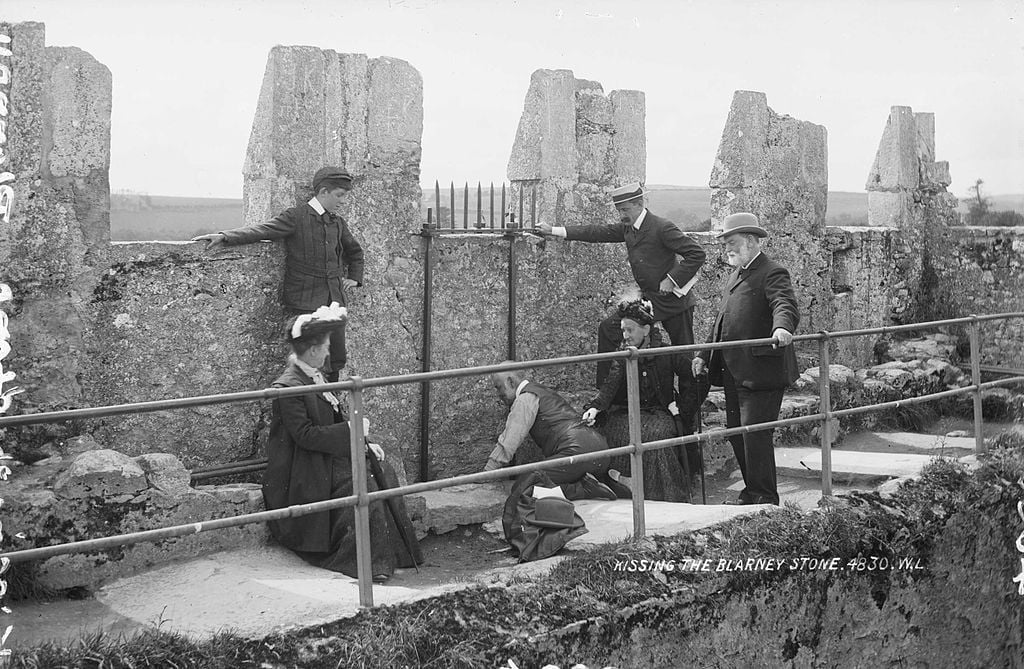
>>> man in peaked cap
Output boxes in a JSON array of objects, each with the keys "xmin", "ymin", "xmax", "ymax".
[
  {"xmin": 538, "ymin": 182, "xmax": 706, "ymax": 470},
  {"xmin": 692, "ymin": 213, "xmax": 800, "ymax": 506},
  {"xmin": 193, "ymin": 167, "xmax": 364, "ymax": 379}
]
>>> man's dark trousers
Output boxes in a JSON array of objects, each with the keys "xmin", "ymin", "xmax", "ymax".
[{"xmin": 722, "ymin": 366, "xmax": 783, "ymax": 505}]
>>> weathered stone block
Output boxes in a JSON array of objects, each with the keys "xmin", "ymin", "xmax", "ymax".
[
  {"xmin": 921, "ymin": 161, "xmax": 951, "ymax": 189},
  {"xmin": 366, "ymin": 57, "xmax": 423, "ymax": 173},
  {"xmin": 134, "ymin": 453, "xmax": 191, "ymax": 493},
  {"xmin": 53, "ymin": 449, "xmax": 148, "ymax": 499},
  {"xmin": 609, "ymin": 89, "xmax": 646, "ymax": 183},
  {"xmin": 914, "ymin": 112, "xmax": 935, "ymax": 162},
  {"xmin": 866, "ymin": 105, "xmax": 919, "ymax": 192},
  {"xmin": 507, "ymin": 69, "xmax": 578, "ymax": 181},
  {"xmin": 867, "ymin": 191, "xmax": 913, "ymax": 227},
  {"xmin": 709, "ymin": 90, "xmax": 769, "ymax": 189}
]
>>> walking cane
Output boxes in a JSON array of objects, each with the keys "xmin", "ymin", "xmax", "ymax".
[
  {"xmin": 365, "ymin": 441, "xmax": 421, "ymax": 572},
  {"xmin": 694, "ymin": 372, "xmax": 710, "ymax": 505}
]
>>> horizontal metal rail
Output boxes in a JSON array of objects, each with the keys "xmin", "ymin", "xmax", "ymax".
[{"xmin": 2, "ymin": 312, "xmax": 1022, "ymax": 607}]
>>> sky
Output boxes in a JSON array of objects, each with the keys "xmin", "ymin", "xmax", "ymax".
[{"xmin": 4, "ymin": 0, "xmax": 1023, "ymax": 198}]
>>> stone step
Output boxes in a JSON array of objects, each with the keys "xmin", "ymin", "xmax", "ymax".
[
  {"xmin": 407, "ymin": 482, "xmax": 508, "ymax": 538},
  {"xmin": 774, "ymin": 446, "xmax": 967, "ymax": 484},
  {"xmin": 853, "ymin": 431, "xmax": 977, "ymax": 453}
]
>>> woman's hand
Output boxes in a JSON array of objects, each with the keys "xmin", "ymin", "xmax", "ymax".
[
  {"xmin": 367, "ymin": 441, "xmax": 385, "ymax": 461},
  {"xmin": 582, "ymin": 407, "xmax": 599, "ymax": 426}
]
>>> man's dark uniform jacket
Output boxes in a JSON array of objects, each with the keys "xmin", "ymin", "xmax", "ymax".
[
  {"xmin": 563, "ymin": 211, "xmax": 706, "ymax": 321},
  {"xmin": 221, "ymin": 203, "xmax": 364, "ymax": 311},
  {"xmin": 704, "ymin": 252, "xmax": 800, "ymax": 389}
]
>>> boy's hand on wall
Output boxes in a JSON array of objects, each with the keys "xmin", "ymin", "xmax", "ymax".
[{"xmin": 192, "ymin": 233, "xmax": 226, "ymax": 251}]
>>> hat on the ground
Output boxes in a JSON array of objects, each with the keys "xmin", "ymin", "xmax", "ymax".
[
  {"xmin": 523, "ymin": 497, "xmax": 578, "ymax": 529},
  {"xmin": 716, "ymin": 212, "xmax": 768, "ymax": 239},
  {"xmin": 607, "ymin": 182, "xmax": 645, "ymax": 205},
  {"xmin": 312, "ymin": 167, "xmax": 353, "ymax": 192}
]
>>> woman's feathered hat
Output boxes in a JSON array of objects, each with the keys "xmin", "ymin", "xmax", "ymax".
[
  {"xmin": 288, "ymin": 302, "xmax": 348, "ymax": 341},
  {"xmin": 617, "ymin": 298, "xmax": 655, "ymax": 326}
]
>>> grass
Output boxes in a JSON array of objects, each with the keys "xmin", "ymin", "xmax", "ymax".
[{"xmin": 12, "ymin": 443, "xmax": 1024, "ymax": 668}]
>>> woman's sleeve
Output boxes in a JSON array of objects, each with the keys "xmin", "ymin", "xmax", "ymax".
[
  {"xmin": 277, "ymin": 394, "xmax": 351, "ymax": 456},
  {"xmin": 589, "ymin": 359, "xmax": 625, "ymax": 411}
]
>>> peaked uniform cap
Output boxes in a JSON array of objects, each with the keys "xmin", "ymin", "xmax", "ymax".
[
  {"xmin": 607, "ymin": 182, "xmax": 645, "ymax": 205},
  {"xmin": 312, "ymin": 167, "xmax": 353, "ymax": 192},
  {"xmin": 716, "ymin": 212, "xmax": 769, "ymax": 238}
]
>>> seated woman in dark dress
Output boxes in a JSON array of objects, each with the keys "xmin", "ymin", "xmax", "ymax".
[
  {"xmin": 262, "ymin": 304, "xmax": 422, "ymax": 582},
  {"xmin": 582, "ymin": 299, "xmax": 697, "ymax": 502}
]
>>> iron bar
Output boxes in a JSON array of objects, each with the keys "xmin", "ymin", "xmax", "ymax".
[
  {"xmin": 191, "ymin": 457, "xmax": 268, "ymax": 474},
  {"xmin": 817, "ymin": 333, "xmax": 833, "ymax": 497},
  {"xmin": 531, "ymin": 184, "xmax": 537, "ymax": 226},
  {"xmin": 349, "ymin": 377, "xmax": 374, "ymax": 607},
  {"xmin": 518, "ymin": 185, "xmax": 524, "ymax": 230},
  {"xmin": 501, "ymin": 183, "xmax": 506, "ymax": 231},
  {"xmin": 625, "ymin": 347, "xmax": 646, "ymax": 539},
  {"xmin": 969, "ymin": 316, "xmax": 985, "ymax": 454},
  {"xmin": 476, "ymin": 182, "xmax": 482, "ymax": 229},
  {"xmin": 449, "ymin": 182, "xmax": 455, "ymax": 229},
  {"xmin": 434, "ymin": 181, "xmax": 441, "ymax": 229},
  {"xmin": 463, "ymin": 182, "xmax": 468, "ymax": 229},
  {"xmin": 490, "ymin": 182, "xmax": 495, "ymax": 230},
  {"xmin": 190, "ymin": 462, "xmax": 266, "ymax": 482},
  {"xmin": 420, "ymin": 206, "xmax": 435, "ymax": 482},
  {"xmin": 508, "ymin": 221, "xmax": 517, "ymax": 360}
]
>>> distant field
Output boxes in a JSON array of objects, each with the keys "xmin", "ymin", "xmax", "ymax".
[{"xmin": 109, "ymin": 188, "xmax": 1022, "ymax": 241}]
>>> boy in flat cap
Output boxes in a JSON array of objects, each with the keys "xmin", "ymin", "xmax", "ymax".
[{"xmin": 193, "ymin": 167, "xmax": 364, "ymax": 379}]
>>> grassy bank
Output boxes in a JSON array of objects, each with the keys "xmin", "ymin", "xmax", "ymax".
[{"xmin": 13, "ymin": 440, "xmax": 1024, "ymax": 668}]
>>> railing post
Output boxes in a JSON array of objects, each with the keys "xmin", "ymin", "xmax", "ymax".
[
  {"xmin": 969, "ymin": 315, "xmax": 985, "ymax": 454},
  {"xmin": 348, "ymin": 376, "xmax": 374, "ymax": 607},
  {"xmin": 817, "ymin": 333, "xmax": 833, "ymax": 498},
  {"xmin": 625, "ymin": 346, "xmax": 646, "ymax": 539}
]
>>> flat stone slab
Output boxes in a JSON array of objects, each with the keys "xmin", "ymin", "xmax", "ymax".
[
  {"xmin": 861, "ymin": 431, "xmax": 977, "ymax": 452},
  {"xmin": 408, "ymin": 482, "xmax": 508, "ymax": 536},
  {"xmin": 568, "ymin": 500, "xmax": 776, "ymax": 547},
  {"xmin": 775, "ymin": 447, "xmax": 962, "ymax": 483}
]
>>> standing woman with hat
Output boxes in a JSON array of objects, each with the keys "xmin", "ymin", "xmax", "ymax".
[
  {"xmin": 192, "ymin": 167, "xmax": 364, "ymax": 380},
  {"xmin": 581, "ymin": 299, "xmax": 698, "ymax": 502},
  {"xmin": 262, "ymin": 305, "xmax": 422, "ymax": 581}
]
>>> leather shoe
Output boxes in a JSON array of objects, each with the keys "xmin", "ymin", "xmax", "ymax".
[{"xmin": 580, "ymin": 473, "xmax": 617, "ymax": 501}]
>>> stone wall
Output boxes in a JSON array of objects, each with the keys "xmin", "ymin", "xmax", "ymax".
[
  {"xmin": 507, "ymin": 69, "xmax": 645, "ymax": 230},
  {"xmin": 0, "ymin": 22, "xmax": 110, "ymax": 423}
]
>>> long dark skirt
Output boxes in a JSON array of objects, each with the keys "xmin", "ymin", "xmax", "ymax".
[
  {"xmin": 600, "ymin": 408, "xmax": 691, "ymax": 502},
  {"xmin": 296, "ymin": 457, "xmax": 422, "ymax": 579}
]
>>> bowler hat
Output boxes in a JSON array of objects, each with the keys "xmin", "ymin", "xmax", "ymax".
[
  {"xmin": 716, "ymin": 212, "xmax": 768, "ymax": 238},
  {"xmin": 523, "ymin": 497, "xmax": 578, "ymax": 529},
  {"xmin": 312, "ymin": 166, "xmax": 353, "ymax": 192},
  {"xmin": 607, "ymin": 182, "xmax": 645, "ymax": 205}
]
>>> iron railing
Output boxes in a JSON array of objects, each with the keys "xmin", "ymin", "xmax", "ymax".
[{"xmin": 1, "ymin": 313, "xmax": 1023, "ymax": 608}]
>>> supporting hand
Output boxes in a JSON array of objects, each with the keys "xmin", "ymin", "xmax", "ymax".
[
  {"xmin": 692, "ymin": 356, "xmax": 706, "ymax": 377},
  {"xmin": 191, "ymin": 233, "xmax": 226, "ymax": 251},
  {"xmin": 342, "ymin": 278, "xmax": 359, "ymax": 289},
  {"xmin": 582, "ymin": 407, "xmax": 598, "ymax": 426},
  {"xmin": 367, "ymin": 441, "xmax": 385, "ymax": 461},
  {"xmin": 536, "ymin": 222, "xmax": 554, "ymax": 235},
  {"xmin": 772, "ymin": 328, "xmax": 793, "ymax": 348}
]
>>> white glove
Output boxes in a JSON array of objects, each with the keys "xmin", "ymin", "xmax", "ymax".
[
  {"xmin": 668, "ymin": 401, "xmax": 679, "ymax": 416},
  {"xmin": 367, "ymin": 441, "xmax": 385, "ymax": 461},
  {"xmin": 582, "ymin": 408, "xmax": 598, "ymax": 426},
  {"xmin": 362, "ymin": 417, "xmax": 371, "ymax": 435}
]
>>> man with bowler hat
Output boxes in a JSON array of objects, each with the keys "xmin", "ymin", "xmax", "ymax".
[
  {"xmin": 193, "ymin": 167, "xmax": 364, "ymax": 379},
  {"xmin": 692, "ymin": 212, "xmax": 799, "ymax": 505}
]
